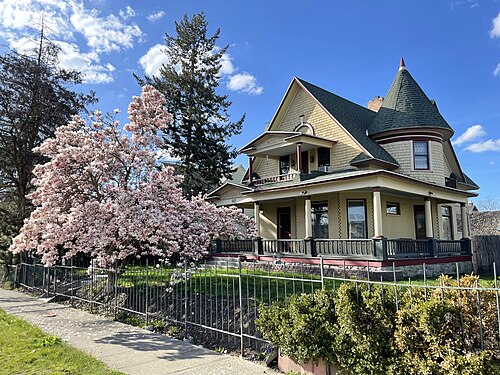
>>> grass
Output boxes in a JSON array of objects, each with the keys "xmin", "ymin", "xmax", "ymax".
[{"xmin": 0, "ymin": 308, "xmax": 123, "ymax": 375}]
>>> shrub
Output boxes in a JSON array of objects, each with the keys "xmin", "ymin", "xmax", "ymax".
[
  {"xmin": 332, "ymin": 283, "xmax": 397, "ymax": 375},
  {"xmin": 256, "ymin": 289, "xmax": 337, "ymax": 364},
  {"xmin": 257, "ymin": 276, "xmax": 500, "ymax": 375}
]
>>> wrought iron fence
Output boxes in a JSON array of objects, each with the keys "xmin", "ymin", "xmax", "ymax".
[{"xmin": 13, "ymin": 257, "xmax": 500, "ymax": 357}]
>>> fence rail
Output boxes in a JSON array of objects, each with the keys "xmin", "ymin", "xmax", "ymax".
[{"xmin": 11, "ymin": 256, "xmax": 500, "ymax": 357}]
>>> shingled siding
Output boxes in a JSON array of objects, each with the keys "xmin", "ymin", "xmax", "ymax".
[
  {"xmin": 253, "ymin": 157, "xmax": 279, "ymax": 179},
  {"xmin": 274, "ymin": 88, "xmax": 364, "ymax": 170},
  {"xmin": 381, "ymin": 140, "xmax": 445, "ymax": 186}
]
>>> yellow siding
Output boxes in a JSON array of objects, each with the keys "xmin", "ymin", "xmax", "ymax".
[
  {"xmin": 271, "ymin": 87, "xmax": 365, "ymax": 170},
  {"xmin": 381, "ymin": 140, "xmax": 446, "ymax": 186}
]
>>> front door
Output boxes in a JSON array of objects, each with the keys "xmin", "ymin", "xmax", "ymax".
[
  {"xmin": 414, "ymin": 205, "xmax": 427, "ymax": 239},
  {"xmin": 277, "ymin": 207, "xmax": 291, "ymax": 253},
  {"xmin": 277, "ymin": 207, "xmax": 292, "ymax": 239}
]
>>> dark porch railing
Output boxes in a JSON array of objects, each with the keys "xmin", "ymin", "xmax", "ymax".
[{"xmin": 209, "ymin": 237, "xmax": 472, "ymax": 261}]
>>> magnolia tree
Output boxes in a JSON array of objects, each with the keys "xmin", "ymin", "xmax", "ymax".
[{"xmin": 10, "ymin": 86, "xmax": 255, "ymax": 267}]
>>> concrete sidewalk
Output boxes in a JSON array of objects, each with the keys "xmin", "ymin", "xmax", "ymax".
[{"xmin": 0, "ymin": 288, "xmax": 278, "ymax": 375}]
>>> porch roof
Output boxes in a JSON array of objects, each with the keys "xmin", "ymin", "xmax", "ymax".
[
  {"xmin": 242, "ymin": 168, "xmax": 478, "ymax": 202},
  {"xmin": 239, "ymin": 131, "xmax": 336, "ymax": 157}
]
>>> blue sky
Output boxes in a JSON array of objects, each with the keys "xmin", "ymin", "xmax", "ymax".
[{"xmin": 0, "ymin": 0, "xmax": 499, "ymax": 204}]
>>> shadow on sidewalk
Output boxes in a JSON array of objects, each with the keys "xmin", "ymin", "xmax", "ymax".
[{"xmin": 95, "ymin": 331, "xmax": 221, "ymax": 361}]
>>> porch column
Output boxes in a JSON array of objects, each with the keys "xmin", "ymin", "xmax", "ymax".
[
  {"xmin": 248, "ymin": 156, "xmax": 254, "ymax": 183},
  {"xmin": 296, "ymin": 143, "xmax": 302, "ymax": 173},
  {"xmin": 424, "ymin": 198, "xmax": 434, "ymax": 238},
  {"xmin": 253, "ymin": 202, "xmax": 261, "ymax": 237},
  {"xmin": 305, "ymin": 196, "xmax": 312, "ymax": 238},
  {"xmin": 373, "ymin": 188, "xmax": 384, "ymax": 238},
  {"xmin": 461, "ymin": 203, "xmax": 470, "ymax": 238}
]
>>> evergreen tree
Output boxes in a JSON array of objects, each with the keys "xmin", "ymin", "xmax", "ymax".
[
  {"xmin": 136, "ymin": 12, "xmax": 244, "ymax": 197},
  {"xmin": 0, "ymin": 32, "xmax": 95, "ymax": 264}
]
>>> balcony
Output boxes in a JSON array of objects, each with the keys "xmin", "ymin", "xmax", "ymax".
[{"xmin": 209, "ymin": 238, "xmax": 472, "ymax": 261}]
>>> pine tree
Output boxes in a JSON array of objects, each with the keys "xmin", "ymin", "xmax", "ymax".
[{"xmin": 137, "ymin": 12, "xmax": 244, "ymax": 197}]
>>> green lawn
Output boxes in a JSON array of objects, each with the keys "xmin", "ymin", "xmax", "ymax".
[{"xmin": 0, "ymin": 308, "xmax": 123, "ymax": 375}]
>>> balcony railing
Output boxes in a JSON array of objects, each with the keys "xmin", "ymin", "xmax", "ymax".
[
  {"xmin": 252, "ymin": 172, "xmax": 298, "ymax": 186},
  {"xmin": 209, "ymin": 238, "xmax": 472, "ymax": 260}
]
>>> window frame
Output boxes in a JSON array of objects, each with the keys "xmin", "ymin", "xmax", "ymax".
[
  {"xmin": 279, "ymin": 155, "xmax": 290, "ymax": 175},
  {"xmin": 441, "ymin": 205, "xmax": 453, "ymax": 240},
  {"xmin": 413, "ymin": 141, "xmax": 430, "ymax": 170},
  {"xmin": 386, "ymin": 201, "xmax": 401, "ymax": 215},
  {"xmin": 317, "ymin": 147, "xmax": 331, "ymax": 171},
  {"xmin": 311, "ymin": 201, "xmax": 329, "ymax": 239},
  {"xmin": 347, "ymin": 199, "xmax": 368, "ymax": 239}
]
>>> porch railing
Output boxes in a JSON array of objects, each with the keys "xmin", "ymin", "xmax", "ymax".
[
  {"xmin": 209, "ymin": 237, "xmax": 472, "ymax": 261},
  {"xmin": 252, "ymin": 172, "xmax": 298, "ymax": 186}
]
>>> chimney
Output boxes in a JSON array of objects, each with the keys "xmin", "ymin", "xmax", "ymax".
[{"xmin": 368, "ymin": 96, "xmax": 384, "ymax": 112}]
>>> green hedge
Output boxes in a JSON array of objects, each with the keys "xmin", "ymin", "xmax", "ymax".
[{"xmin": 256, "ymin": 275, "xmax": 500, "ymax": 375}]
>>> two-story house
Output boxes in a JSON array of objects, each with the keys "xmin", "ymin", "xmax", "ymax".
[{"xmin": 207, "ymin": 59, "xmax": 478, "ymax": 276}]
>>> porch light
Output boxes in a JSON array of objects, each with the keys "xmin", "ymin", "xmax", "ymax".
[{"xmin": 301, "ymin": 190, "xmax": 308, "ymax": 195}]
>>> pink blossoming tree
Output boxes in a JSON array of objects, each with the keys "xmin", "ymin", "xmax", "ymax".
[{"xmin": 10, "ymin": 86, "xmax": 255, "ymax": 268}]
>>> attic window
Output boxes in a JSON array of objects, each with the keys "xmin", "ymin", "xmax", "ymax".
[{"xmin": 413, "ymin": 141, "xmax": 429, "ymax": 170}]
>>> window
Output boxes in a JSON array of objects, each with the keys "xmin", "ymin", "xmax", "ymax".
[
  {"xmin": 441, "ymin": 206, "xmax": 453, "ymax": 240},
  {"xmin": 312, "ymin": 202, "xmax": 329, "ymax": 238},
  {"xmin": 279, "ymin": 155, "xmax": 290, "ymax": 175},
  {"xmin": 317, "ymin": 147, "xmax": 330, "ymax": 172},
  {"xmin": 386, "ymin": 202, "xmax": 400, "ymax": 215},
  {"xmin": 413, "ymin": 141, "xmax": 429, "ymax": 170},
  {"xmin": 347, "ymin": 200, "xmax": 367, "ymax": 239}
]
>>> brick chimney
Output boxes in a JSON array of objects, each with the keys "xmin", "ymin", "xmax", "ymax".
[{"xmin": 368, "ymin": 96, "xmax": 384, "ymax": 112}]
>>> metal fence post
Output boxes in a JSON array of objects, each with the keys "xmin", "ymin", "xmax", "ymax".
[
  {"xmin": 70, "ymin": 259, "xmax": 74, "ymax": 306},
  {"xmin": 145, "ymin": 258, "xmax": 149, "ymax": 326},
  {"xmin": 238, "ymin": 257, "xmax": 244, "ymax": 356},
  {"xmin": 114, "ymin": 262, "xmax": 118, "ymax": 320},
  {"xmin": 184, "ymin": 261, "xmax": 188, "ymax": 337},
  {"xmin": 320, "ymin": 257, "xmax": 324, "ymax": 289}
]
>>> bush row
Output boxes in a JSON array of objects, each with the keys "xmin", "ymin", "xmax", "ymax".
[{"xmin": 256, "ymin": 275, "xmax": 500, "ymax": 375}]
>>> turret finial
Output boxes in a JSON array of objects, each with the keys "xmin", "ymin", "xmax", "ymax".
[{"xmin": 399, "ymin": 57, "xmax": 406, "ymax": 71}]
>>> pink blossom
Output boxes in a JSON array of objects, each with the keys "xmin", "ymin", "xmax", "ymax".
[{"xmin": 10, "ymin": 86, "xmax": 255, "ymax": 267}]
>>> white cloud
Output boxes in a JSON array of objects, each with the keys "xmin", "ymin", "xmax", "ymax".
[
  {"xmin": 69, "ymin": 2, "xmax": 142, "ymax": 53},
  {"xmin": 465, "ymin": 139, "xmax": 500, "ymax": 152},
  {"xmin": 227, "ymin": 73, "xmax": 263, "ymax": 95},
  {"xmin": 494, "ymin": 63, "xmax": 500, "ymax": 77},
  {"xmin": 220, "ymin": 52, "xmax": 235, "ymax": 75},
  {"xmin": 147, "ymin": 10, "xmax": 165, "ymax": 22},
  {"xmin": 119, "ymin": 5, "xmax": 135, "ymax": 20},
  {"xmin": 452, "ymin": 124, "xmax": 486, "ymax": 145},
  {"xmin": 0, "ymin": 0, "xmax": 144, "ymax": 84},
  {"xmin": 491, "ymin": 11, "xmax": 500, "ymax": 38},
  {"xmin": 138, "ymin": 43, "xmax": 169, "ymax": 77},
  {"xmin": 9, "ymin": 36, "xmax": 114, "ymax": 83}
]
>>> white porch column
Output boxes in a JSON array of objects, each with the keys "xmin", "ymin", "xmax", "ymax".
[
  {"xmin": 424, "ymin": 198, "xmax": 434, "ymax": 238},
  {"xmin": 373, "ymin": 188, "xmax": 384, "ymax": 238},
  {"xmin": 305, "ymin": 196, "xmax": 312, "ymax": 238},
  {"xmin": 461, "ymin": 203, "xmax": 470, "ymax": 238},
  {"xmin": 296, "ymin": 143, "xmax": 302, "ymax": 173},
  {"xmin": 253, "ymin": 202, "xmax": 261, "ymax": 238}
]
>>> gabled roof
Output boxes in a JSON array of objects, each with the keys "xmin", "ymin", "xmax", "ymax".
[
  {"xmin": 206, "ymin": 181, "xmax": 254, "ymax": 199},
  {"xmin": 370, "ymin": 65, "xmax": 454, "ymax": 137},
  {"xmin": 295, "ymin": 78, "xmax": 399, "ymax": 166}
]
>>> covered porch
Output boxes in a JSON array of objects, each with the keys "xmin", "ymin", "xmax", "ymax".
[{"xmin": 209, "ymin": 171, "xmax": 473, "ymax": 262}]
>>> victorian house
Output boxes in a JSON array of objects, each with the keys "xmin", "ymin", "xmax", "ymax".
[{"xmin": 207, "ymin": 59, "xmax": 478, "ymax": 274}]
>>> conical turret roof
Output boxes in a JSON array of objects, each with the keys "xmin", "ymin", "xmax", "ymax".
[{"xmin": 369, "ymin": 61, "xmax": 453, "ymax": 137}]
